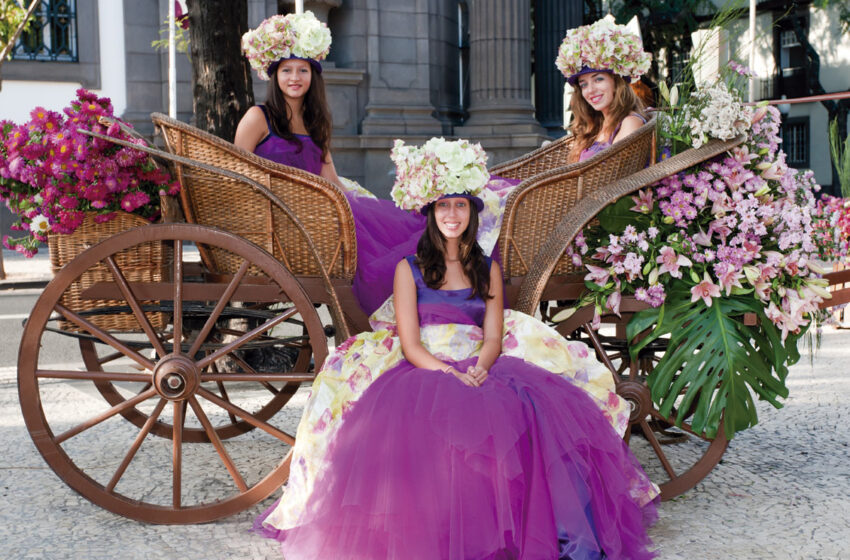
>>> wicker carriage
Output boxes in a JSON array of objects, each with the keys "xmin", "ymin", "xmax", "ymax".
[{"xmin": 18, "ymin": 112, "xmax": 843, "ymax": 524}]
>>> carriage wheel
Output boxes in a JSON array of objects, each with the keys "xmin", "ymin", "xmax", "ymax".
[
  {"xmin": 18, "ymin": 224, "xmax": 328, "ymax": 523},
  {"xmin": 77, "ymin": 301, "xmax": 313, "ymax": 442},
  {"xmin": 555, "ymin": 304, "xmax": 729, "ymax": 500}
]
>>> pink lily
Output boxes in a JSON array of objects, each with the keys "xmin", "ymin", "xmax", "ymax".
[
  {"xmin": 657, "ymin": 246, "xmax": 692, "ymax": 279},
  {"xmin": 691, "ymin": 272, "xmax": 721, "ymax": 307}
]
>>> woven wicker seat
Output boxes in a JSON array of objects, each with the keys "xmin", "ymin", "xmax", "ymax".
[
  {"xmin": 489, "ymin": 134, "xmax": 575, "ymax": 183},
  {"xmin": 150, "ymin": 112, "xmax": 356, "ymax": 282},
  {"xmin": 149, "ymin": 112, "xmax": 367, "ymax": 337},
  {"xmin": 499, "ymin": 115, "xmax": 657, "ymax": 303}
]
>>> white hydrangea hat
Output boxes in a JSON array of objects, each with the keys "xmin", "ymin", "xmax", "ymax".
[
  {"xmin": 556, "ymin": 16, "xmax": 651, "ymax": 85},
  {"xmin": 241, "ymin": 11, "xmax": 332, "ymax": 79},
  {"xmin": 389, "ymin": 137, "xmax": 490, "ymax": 214}
]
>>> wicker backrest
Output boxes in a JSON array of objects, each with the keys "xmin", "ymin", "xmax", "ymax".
[
  {"xmin": 488, "ymin": 134, "xmax": 574, "ymax": 182},
  {"xmin": 498, "ymin": 115, "xmax": 656, "ymax": 282},
  {"xmin": 150, "ymin": 112, "xmax": 356, "ymax": 281}
]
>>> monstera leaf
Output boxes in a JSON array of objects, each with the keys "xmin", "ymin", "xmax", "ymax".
[
  {"xmin": 627, "ymin": 283, "xmax": 802, "ymax": 440},
  {"xmin": 597, "ymin": 196, "xmax": 652, "ymax": 234}
]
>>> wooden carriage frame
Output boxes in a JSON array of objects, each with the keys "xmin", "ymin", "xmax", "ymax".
[{"xmin": 17, "ymin": 111, "xmax": 850, "ymax": 524}]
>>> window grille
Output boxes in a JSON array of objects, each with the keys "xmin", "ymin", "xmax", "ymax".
[
  {"xmin": 759, "ymin": 78, "xmax": 774, "ymax": 101},
  {"xmin": 780, "ymin": 29, "xmax": 799, "ymax": 48},
  {"xmin": 781, "ymin": 119, "xmax": 809, "ymax": 168},
  {"xmin": 12, "ymin": 0, "xmax": 78, "ymax": 62}
]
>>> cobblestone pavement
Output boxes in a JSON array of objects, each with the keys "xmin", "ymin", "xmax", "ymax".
[{"xmin": 2, "ymin": 327, "xmax": 849, "ymax": 560}]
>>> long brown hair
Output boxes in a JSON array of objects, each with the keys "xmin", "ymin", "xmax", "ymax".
[
  {"xmin": 264, "ymin": 64, "xmax": 333, "ymax": 161},
  {"xmin": 415, "ymin": 202, "xmax": 492, "ymax": 300},
  {"xmin": 567, "ymin": 73, "xmax": 645, "ymax": 163}
]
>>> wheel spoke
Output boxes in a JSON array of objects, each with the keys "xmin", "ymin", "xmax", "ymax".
[
  {"xmin": 54, "ymin": 387, "xmax": 157, "ymax": 444},
  {"xmin": 201, "ymin": 372, "xmax": 312, "ymax": 383},
  {"xmin": 104, "ymin": 255, "xmax": 168, "ymax": 359},
  {"xmin": 35, "ymin": 369, "xmax": 150, "ymax": 382},
  {"xmin": 186, "ymin": 260, "xmax": 251, "ymax": 358},
  {"xmin": 220, "ymin": 349, "xmax": 280, "ymax": 394},
  {"xmin": 215, "ymin": 379, "xmax": 239, "ymax": 425},
  {"xmin": 582, "ymin": 323, "xmax": 620, "ymax": 380},
  {"xmin": 106, "ymin": 398, "xmax": 167, "ymax": 492},
  {"xmin": 209, "ymin": 361, "xmax": 238, "ymax": 425},
  {"xmin": 94, "ymin": 350, "xmax": 125, "ymax": 366},
  {"xmin": 623, "ymin": 423, "xmax": 632, "ymax": 445},
  {"xmin": 639, "ymin": 418, "xmax": 677, "ymax": 480},
  {"xmin": 172, "ymin": 239, "xmax": 183, "ymax": 356},
  {"xmin": 188, "ymin": 397, "xmax": 248, "ymax": 492},
  {"xmin": 197, "ymin": 387, "xmax": 295, "ymax": 445},
  {"xmin": 196, "ymin": 307, "xmax": 300, "ymax": 370},
  {"xmin": 54, "ymin": 303, "xmax": 155, "ymax": 371},
  {"xmin": 647, "ymin": 408, "xmax": 710, "ymax": 440},
  {"xmin": 172, "ymin": 400, "xmax": 183, "ymax": 509}
]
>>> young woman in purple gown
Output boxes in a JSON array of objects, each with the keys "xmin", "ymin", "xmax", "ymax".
[
  {"xmin": 556, "ymin": 17, "xmax": 653, "ymax": 163},
  {"xmin": 237, "ymin": 12, "xmax": 432, "ymax": 316},
  {"xmin": 253, "ymin": 138, "xmax": 659, "ymax": 559}
]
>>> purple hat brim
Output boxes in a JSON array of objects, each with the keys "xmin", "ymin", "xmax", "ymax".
[
  {"xmin": 267, "ymin": 56, "xmax": 323, "ymax": 78},
  {"xmin": 567, "ymin": 67, "xmax": 631, "ymax": 85},
  {"xmin": 420, "ymin": 193, "xmax": 485, "ymax": 215}
]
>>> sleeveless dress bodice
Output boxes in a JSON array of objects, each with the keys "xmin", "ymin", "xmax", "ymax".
[
  {"xmin": 252, "ymin": 105, "xmax": 323, "ymax": 175},
  {"xmin": 407, "ymin": 255, "xmax": 487, "ymax": 328},
  {"xmin": 579, "ymin": 112, "xmax": 647, "ymax": 162}
]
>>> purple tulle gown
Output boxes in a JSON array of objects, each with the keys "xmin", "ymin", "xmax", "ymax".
[{"xmin": 254, "ymin": 257, "xmax": 657, "ymax": 559}]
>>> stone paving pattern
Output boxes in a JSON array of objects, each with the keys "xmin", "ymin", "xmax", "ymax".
[{"xmin": 2, "ymin": 327, "xmax": 849, "ymax": 559}]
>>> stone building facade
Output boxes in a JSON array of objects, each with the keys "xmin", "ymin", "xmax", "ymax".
[{"xmin": 1, "ymin": 0, "xmax": 581, "ymax": 244}]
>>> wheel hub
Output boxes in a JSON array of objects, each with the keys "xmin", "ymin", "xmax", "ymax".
[
  {"xmin": 616, "ymin": 380, "xmax": 652, "ymax": 423},
  {"xmin": 152, "ymin": 354, "xmax": 200, "ymax": 400}
]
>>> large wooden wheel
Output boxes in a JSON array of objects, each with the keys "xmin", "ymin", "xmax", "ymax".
[
  {"xmin": 555, "ymin": 302, "xmax": 728, "ymax": 500},
  {"xmin": 18, "ymin": 224, "xmax": 328, "ymax": 523}
]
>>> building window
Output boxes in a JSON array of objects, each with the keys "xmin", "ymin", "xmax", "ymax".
[
  {"xmin": 12, "ymin": 0, "xmax": 78, "ymax": 62},
  {"xmin": 458, "ymin": 1, "xmax": 470, "ymax": 114},
  {"xmin": 774, "ymin": 14, "xmax": 808, "ymax": 99},
  {"xmin": 781, "ymin": 117, "xmax": 809, "ymax": 168}
]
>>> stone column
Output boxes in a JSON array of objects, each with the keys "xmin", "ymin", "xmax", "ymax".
[
  {"xmin": 458, "ymin": 0, "xmax": 544, "ymax": 136},
  {"xmin": 534, "ymin": 0, "xmax": 581, "ymax": 136},
  {"xmin": 358, "ymin": 0, "xmax": 443, "ymax": 136}
]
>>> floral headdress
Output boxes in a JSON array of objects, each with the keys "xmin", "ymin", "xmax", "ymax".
[
  {"xmin": 241, "ymin": 11, "xmax": 332, "ymax": 80},
  {"xmin": 390, "ymin": 137, "xmax": 490, "ymax": 214},
  {"xmin": 556, "ymin": 17, "xmax": 651, "ymax": 85}
]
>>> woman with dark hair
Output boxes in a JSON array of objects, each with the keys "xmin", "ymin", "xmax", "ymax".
[
  {"xmin": 235, "ymin": 12, "xmax": 342, "ymax": 188},
  {"xmin": 253, "ymin": 138, "xmax": 659, "ymax": 560},
  {"xmin": 556, "ymin": 17, "xmax": 652, "ymax": 163}
]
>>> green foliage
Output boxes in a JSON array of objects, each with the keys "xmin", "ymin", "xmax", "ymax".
[
  {"xmin": 151, "ymin": 18, "xmax": 191, "ymax": 57},
  {"xmin": 0, "ymin": 0, "xmax": 33, "ymax": 59},
  {"xmin": 597, "ymin": 195, "xmax": 652, "ymax": 233},
  {"xmin": 627, "ymin": 283, "xmax": 802, "ymax": 440},
  {"xmin": 829, "ymin": 118, "xmax": 850, "ymax": 198}
]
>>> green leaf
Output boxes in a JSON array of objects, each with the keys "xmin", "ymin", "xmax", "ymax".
[
  {"xmin": 598, "ymin": 196, "xmax": 651, "ymax": 234},
  {"xmin": 627, "ymin": 284, "xmax": 794, "ymax": 440}
]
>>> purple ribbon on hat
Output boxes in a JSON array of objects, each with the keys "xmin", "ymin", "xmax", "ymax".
[
  {"xmin": 420, "ymin": 193, "xmax": 484, "ymax": 215},
  {"xmin": 567, "ymin": 66, "xmax": 632, "ymax": 86},
  {"xmin": 268, "ymin": 55, "xmax": 323, "ymax": 77}
]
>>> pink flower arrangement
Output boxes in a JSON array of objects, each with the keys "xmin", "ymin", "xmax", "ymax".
[
  {"xmin": 811, "ymin": 194, "xmax": 850, "ymax": 262},
  {"xmin": 574, "ymin": 104, "xmax": 830, "ymax": 342},
  {"xmin": 0, "ymin": 88, "xmax": 179, "ymax": 256}
]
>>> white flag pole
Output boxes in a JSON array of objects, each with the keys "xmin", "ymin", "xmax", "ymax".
[
  {"xmin": 295, "ymin": 0, "xmax": 304, "ymax": 14},
  {"xmin": 168, "ymin": 0, "xmax": 177, "ymax": 118},
  {"xmin": 748, "ymin": 0, "xmax": 756, "ymax": 103}
]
